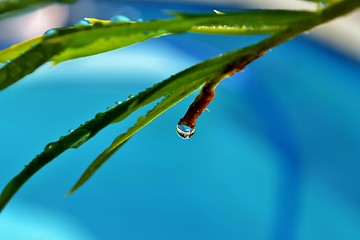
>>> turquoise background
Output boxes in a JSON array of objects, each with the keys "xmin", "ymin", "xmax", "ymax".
[{"xmin": 1, "ymin": 1, "xmax": 360, "ymax": 239}]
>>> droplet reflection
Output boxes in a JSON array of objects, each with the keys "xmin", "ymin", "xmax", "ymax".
[{"xmin": 176, "ymin": 124, "xmax": 195, "ymax": 139}]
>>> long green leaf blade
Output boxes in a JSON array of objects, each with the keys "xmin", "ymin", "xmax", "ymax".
[{"xmin": 0, "ymin": 9, "xmax": 319, "ymax": 90}]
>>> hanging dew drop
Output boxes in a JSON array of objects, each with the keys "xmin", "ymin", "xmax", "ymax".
[
  {"xmin": 44, "ymin": 29, "xmax": 58, "ymax": 37},
  {"xmin": 115, "ymin": 100, "xmax": 122, "ymax": 106},
  {"xmin": 176, "ymin": 124, "xmax": 195, "ymax": 139},
  {"xmin": 110, "ymin": 15, "xmax": 131, "ymax": 23},
  {"xmin": 68, "ymin": 129, "xmax": 74, "ymax": 134}
]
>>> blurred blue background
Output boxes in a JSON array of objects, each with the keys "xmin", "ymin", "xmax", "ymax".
[{"xmin": 0, "ymin": 1, "xmax": 360, "ymax": 239}]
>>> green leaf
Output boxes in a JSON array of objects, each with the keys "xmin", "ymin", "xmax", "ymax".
[
  {"xmin": 0, "ymin": 37, "xmax": 42, "ymax": 63},
  {"xmin": 0, "ymin": 9, "xmax": 319, "ymax": 90},
  {"xmin": 48, "ymin": 19, "xmax": 184, "ymax": 64},
  {"xmin": 179, "ymin": 10, "xmax": 318, "ymax": 35},
  {"xmin": 0, "ymin": 42, "xmax": 63, "ymax": 90}
]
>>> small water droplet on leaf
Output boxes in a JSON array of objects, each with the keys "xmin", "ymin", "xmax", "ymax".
[
  {"xmin": 110, "ymin": 15, "xmax": 131, "ymax": 23},
  {"xmin": 44, "ymin": 29, "xmax": 58, "ymax": 37},
  {"xmin": 44, "ymin": 142, "xmax": 57, "ymax": 151},
  {"xmin": 74, "ymin": 19, "xmax": 91, "ymax": 26}
]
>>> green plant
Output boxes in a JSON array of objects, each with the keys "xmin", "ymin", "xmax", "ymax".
[{"xmin": 0, "ymin": 0, "xmax": 359, "ymax": 212}]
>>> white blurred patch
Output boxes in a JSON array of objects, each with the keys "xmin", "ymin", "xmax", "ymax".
[{"xmin": 0, "ymin": 4, "xmax": 69, "ymax": 43}]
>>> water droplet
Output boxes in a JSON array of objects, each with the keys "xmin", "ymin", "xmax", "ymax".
[
  {"xmin": 127, "ymin": 94, "xmax": 134, "ymax": 100},
  {"xmin": 74, "ymin": 19, "xmax": 91, "ymax": 26},
  {"xmin": 68, "ymin": 129, "xmax": 74, "ymax": 134},
  {"xmin": 106, "ymin": 107, "xmax": 112, "ymax": 110},
  {"xmin": 110, "ymin": 15, "xmax": 131, "ymax": 23},
  {"xmin": 44, "ymin": 142, "xmax": 57, "ymax": 151},
  {"xmin": 115, "ymin": 100, "xmax": 122, "ymax": 105},
  {"xmin": 176, "ymin": 124, "xmax": 195, "ymax": 139},
  {"xmin": 44, "ymin": 29, "xmax": 58, "ymax": 37}
]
